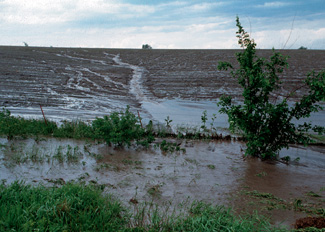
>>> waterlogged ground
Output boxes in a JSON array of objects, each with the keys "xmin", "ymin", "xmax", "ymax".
[
  {"xmin": 1, "ymin": 46, "xmax": 325, "ymax": 229},
  {"xmin": 0, "ymin": 137, "xmax": 324, "ymax": 228},
  {"xmin": 1, "ymin": 46, "xmax": 325, "ymax": 127}
]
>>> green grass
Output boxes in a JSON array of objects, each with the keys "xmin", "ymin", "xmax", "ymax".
[
  {"xmin": 0, "ymin": 182, "xmax": 292, "ymax": 232},
  {"xmin": 309, "ymin": 134, "xmax": 325, "ymax": 144},
  {"xmin": 0, "ymin": 181, "xmax": 127, "ymax": 231}
]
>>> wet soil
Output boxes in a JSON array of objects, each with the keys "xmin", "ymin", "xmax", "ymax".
[
  {"xmin": 0, "ymin": 137, "xmax": 324, "ymax": 229},
  {"xmin": 1, "ymin": 46, "xmax": 324, "ymax": 124}
]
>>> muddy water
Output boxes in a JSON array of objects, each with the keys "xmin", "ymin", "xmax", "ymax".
[{"xmin": 0, "ymin": 137, "xmax": 324, "ymax": 228}]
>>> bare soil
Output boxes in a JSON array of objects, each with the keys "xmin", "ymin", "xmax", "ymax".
[{"xmin": 1, "ymin": 47, "xmax": 325, "ymax": 116}]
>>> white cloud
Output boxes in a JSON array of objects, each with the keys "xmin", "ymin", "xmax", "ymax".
[
  {"xmin": 256, "ymin": 1, "xmax": 291, "ymax": 8},
  {"xmin": 0, "ymin": 0, "xmax": 155, "ymax": 25},
  {"xmin": 183, "ymin": 2, "xmax": 227, "ymax": 13},
  {"xmin": 253, "ymin": 26, "xmax": 325, "ymax": 49}
]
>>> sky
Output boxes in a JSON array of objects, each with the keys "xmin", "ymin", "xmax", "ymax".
[{"xmin": 0, "ymin": 0, "xmax": 324, "ymax": 49}]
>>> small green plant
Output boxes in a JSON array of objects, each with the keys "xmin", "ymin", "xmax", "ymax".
[
  {"xmin": 294, "ymin": 157, "xmax": 300, "ymax": 162},
  {"xmin": 147, "ymin": 184, "xmax": 163, "ymax": 196},
  {"xmin": 65, "ymin": 145, "xmax": 82, "ymax": 162},
  {"xmin": 25, "ymin": 144, "xmax": 45, "ymax": 163},
  {"xmin": 210, "ymin": 113, "xmax": 217, "ymax": 133},
  {"xmin": 243, "ymin": 190, "xmax": 280, "ymax": 200},
  {"xmin": 165, "ymin": 116, "xmax": 173, "ymax": 129},
  {"xmin": 134, "ymin": 161, "xmax": 142, "ymax": 165},
  {"xmin": 156, "ymin": 140, "xmax": 185, "ymax": 154},
  {"xmin": 122, "ymin": 159, "xmax": 134, "ymax": 165},
  {"xmin": 306, "ymin": 191, "xmax": 321, "ymax": 197},
  {"xmin": 217, "ymin": 17, "xmax": 325, "ymax": 159},
  {"xmin": 294, "ymin": 199, "xmax": 303, "ymax": 210},
  {"xmin": 185, "ymin": 158, "xmax": 199, "ymax": 165},
  {"xmin": 255, "ymin": 171, "xmax": 267, "ymax": 177},
  {"xmin": 94, "ymin": 163, "xmax": 111, "ymax": 172},
  {"xmin": 207, "ymin": 164, "xmax": 216, "ymax": 169},
  {"xmin": 53, "ymin": 145, "xmax": 64, "ymax": 162},
  {"xmin": 281, "ymin": 156, "xmax": 291, "ymax": 163},
  {"xmin": 200, "ymin": 110, "xmax": 208, "ymax": 131}
]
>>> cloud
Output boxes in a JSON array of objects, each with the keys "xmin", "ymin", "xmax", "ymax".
[
  {"xmin": 256, "ymin": 1, "xmax": 292, "ymax": 8},
  {"xmin": 181, "ymin": 2, "xmax": 228, "ymax": 13},
  {"xmin": 0, "ymin": 0, "xmax": 156, "ymax": 25},
  {"xmin": 0, "ymin": 0, "xmax": 324, "ymax": 49}
]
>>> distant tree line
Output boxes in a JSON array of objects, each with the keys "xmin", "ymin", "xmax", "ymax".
[
  {"xmin": 142, "ymin": 44, "xmax": 152, "ymax": 49},
  {"xmin": 298, "ymin": 46, "xmax": 307, "ymax": 50}
]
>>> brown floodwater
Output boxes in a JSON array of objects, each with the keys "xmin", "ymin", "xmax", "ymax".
[{"xmin": 0, "ymin": 137, "xmax": 324, "ymax": 229}]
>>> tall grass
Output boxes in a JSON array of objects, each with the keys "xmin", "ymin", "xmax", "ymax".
[{"xmin": 0, "ymin": 182, "xmax": 292, "ymax": 231}]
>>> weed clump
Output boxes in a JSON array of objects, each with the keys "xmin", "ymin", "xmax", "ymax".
[{"xmin": 92, "ymin": 106, "xmax": 154, "ymax": 147}]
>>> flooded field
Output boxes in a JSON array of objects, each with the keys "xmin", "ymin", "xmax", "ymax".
[
  {"xmin": 1, "ymin": 46, "xmax": 325, "ymax": 126},
  {"xmin": 0, "ymin": 46, "xmax": 325, "ymax": 228},
  {"xmin": 0, "ymin": 137, "xmax": 324, "ymax": 228}
]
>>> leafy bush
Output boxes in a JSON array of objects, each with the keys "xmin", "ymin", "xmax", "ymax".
[
  {"xmin": 217, "ymin": 17, "xmax": 325, "ymax": 159},
  {"xmin": 92, "ymin": 106, "xmax": 154, "ymax": 147}
]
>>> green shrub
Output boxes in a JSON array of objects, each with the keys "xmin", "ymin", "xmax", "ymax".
[
  {"xmin": 217, "ymin": 17, "xmax": 325, "ymax": 159},
  {"xmin": 92, "ymin": 106, "xmax": 154, "ymax": 147}
]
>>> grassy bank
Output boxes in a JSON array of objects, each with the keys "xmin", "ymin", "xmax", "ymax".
[
  {"xmin": 0, "ymin": 107, "xmax": 234, "ymax": 145},
  {"xmin": 0, "ymin": 181, "xmax": 295, "ymax": 232}
]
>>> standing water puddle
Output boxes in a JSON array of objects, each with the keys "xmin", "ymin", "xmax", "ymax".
[{"xmin": 0, "ymin": 137, "xmax": 324, "ymax": 228}]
